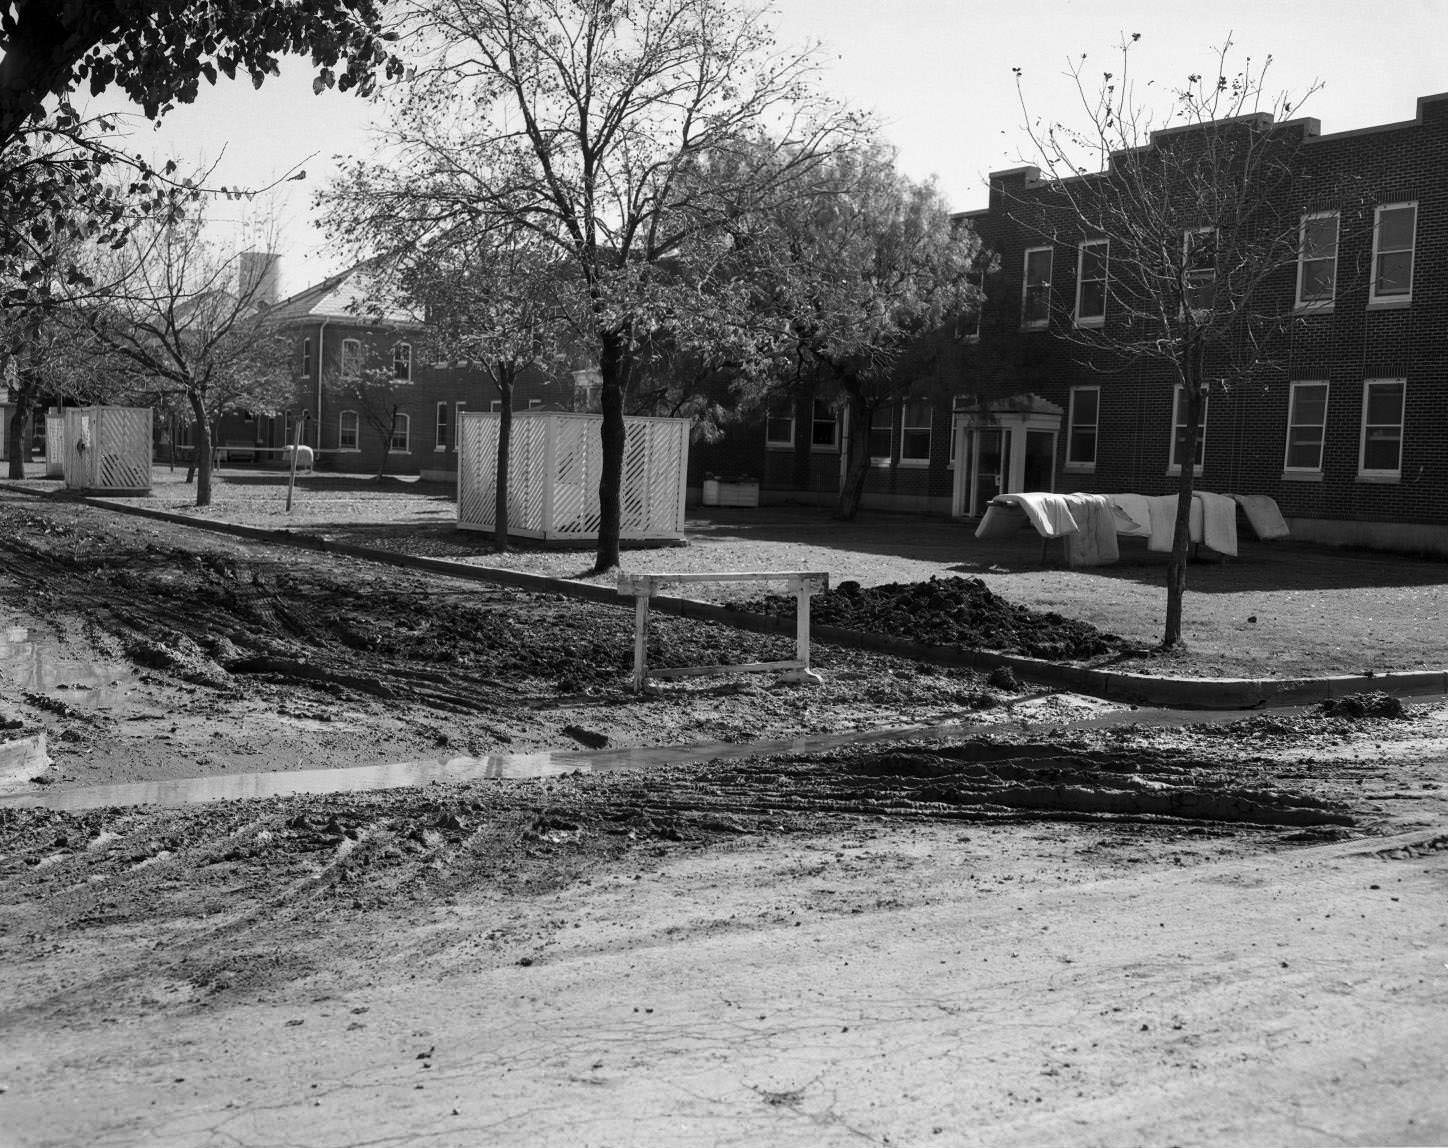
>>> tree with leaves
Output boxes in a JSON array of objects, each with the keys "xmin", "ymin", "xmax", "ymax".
[
  {"xmin": 1011, "ymin": 36, "xmax": 1330, "ymax": 648},
  {"xmin": 82, "ymin": 210, "xmax": 291, "ymax": 506},
  {"xmin": 325, "ymin": 0, "xmax": 857, "ymax": 572},
  {"xmin": 752, "ymin": 143, "xmax": 981, "ymax": 520}
]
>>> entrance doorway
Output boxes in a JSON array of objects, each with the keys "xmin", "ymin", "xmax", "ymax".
[{"xmin": 951, "ymin": 394, "xmax": 1064, "ymax": 517}]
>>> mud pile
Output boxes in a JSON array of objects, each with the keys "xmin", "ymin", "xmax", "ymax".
[{"xmin": 735, "ymin": 575, "xmax": 1131, "ymax": 661}]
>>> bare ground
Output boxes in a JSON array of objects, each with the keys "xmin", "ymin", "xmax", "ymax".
[{"xmin": 2, "ymin": 483, "xmax": 1448, "ymax": 1146}]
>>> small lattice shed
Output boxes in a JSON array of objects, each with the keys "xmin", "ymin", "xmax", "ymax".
[
  {"xmin": 62, "ymin": 406, "xmax": 152, "ymax": 495},
  {"xmin": 457, "ymin": 410, "xmax": 689, "ymax": 542},
  {"xmin": 44, "ymin": 412, "xmax": 65, "ymax": 477}
]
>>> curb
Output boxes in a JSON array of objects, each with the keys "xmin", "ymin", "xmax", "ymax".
[{"xmin": 8, "ymin": 484, "xmax": 1446, "ymax": 711}]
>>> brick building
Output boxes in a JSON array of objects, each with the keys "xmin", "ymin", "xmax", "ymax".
[
  {"xmin": 698, "ymin": 92, "xmax": 1448, "ymax": 555},
  {"xmin": 219, "ymin": 262, "xmax": 564, "ymax": 478}
]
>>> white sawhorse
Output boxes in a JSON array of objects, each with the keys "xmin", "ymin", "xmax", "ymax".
[{"xmin": 617, "ymin": 571, "xmax": 830, "ymax": 692}]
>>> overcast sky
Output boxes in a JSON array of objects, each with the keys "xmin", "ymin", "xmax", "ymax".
[{"xmin": 91, "ymin": 0, "xmax": 1448, "ymax": 296}]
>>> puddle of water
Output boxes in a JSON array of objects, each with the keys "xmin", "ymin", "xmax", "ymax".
[{"xmin": 0, "ymin": 626, "xmax": 140, "ymax": 709}]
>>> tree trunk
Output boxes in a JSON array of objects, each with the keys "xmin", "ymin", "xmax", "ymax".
[
  {"xmin": 593, "ymin": 329, "xmax": 630, "ymax": 574},
  {"xmin": 1162, "ymin": 352, "xmax": 1206, "ymax": 650},
  {"xmin": 375, "ymin": 405, "xmax": 396, "ymax": 480},
  {"xmin": 189, "ymin": 393, "xmax": 213, "ymax": 508},
  {"xmin": 494, "ymin": 370, "xmax": 514, "ymax": 552},
  {"xmin": 835, "ymin": 390, "xmax": 872, "ymax": 521},
  {"xmin": 5, "ymin": 375, "xmax": 34, "ymax": 480}
]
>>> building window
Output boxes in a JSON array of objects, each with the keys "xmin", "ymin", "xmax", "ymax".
[
  {"xmin": 868, "ymin": 405, "xmax": 893, "ymax": 464},
  {"xmin": 434, "ymin": 402, "xmax": 448, "ymax": 451},
  {"xmin": 1359, "ymin": 379, "xmax": 1404, "ymax": 478},
  {"xmin": 1074, "ymin": 239, "xmax": 1108, "ymax": 327},
  {"xmin": 899, "ymin": 400, "xmax": 932, "ymax": 464},
  {"xmin": 389, "ymin": 412, "xmax": 411, "ymax": 453},
  {"xmin": 338, "ymin": 410, "xmax": 359, "ymax": 451},
  {"xmin": 810, "ymin": 399, "xmax": 839, "ymax": 450},
  {"xmin": 1296, "ymin": 212, "xmax": 1339, "ymax": 310},
  {"xmin": 300, "ymin": 337, "xmax": 313, "ymax": 378},
  {"xmin": 340, "ymin": 338, "xmax": 363, "ymax": 380},
  {"xmin": 765, "ymin": 402, "xmax": 795, "ymax": 448},
  {"xmin": 1370, "ymin": 203, "xmax": 1416, "ymax": 304},
  {"xmin": 1065, "ymin": 386, "xmax": 1099, "ymax": 471},
  {"xmin": 1183, "ymin": 228, "xmax": 1217, "ymax": 314},
  {"xmin": 393, "ymin": 342, "xmax": 412, "ymax": 382},
  {"xmin": 1021, "ymin": 246, "xmax": 1051, "ymax": 329},
  {"xmin": 1169, "ymin": 386, "xmax": 1207, "ymax": 473},
  {"xmin": 488, "ymin": 400, "xmax": 503, "ymax": 412},
  {"xmin": 1284, "ymin": 382, "xmax": 1328, "ymax": 474},
  {"xmin": 527, "ymin": 398, "xmax": 544, "ymax": 409}
]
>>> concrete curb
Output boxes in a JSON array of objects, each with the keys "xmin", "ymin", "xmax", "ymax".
[{"xmin": 8, "ymin": 484, "xmax": 1446, "ymax": 711}]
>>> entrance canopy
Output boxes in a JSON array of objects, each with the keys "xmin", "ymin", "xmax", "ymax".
[{"xmin": 951, "ymin": 393, "xmax": 1064, "ymax": 518}]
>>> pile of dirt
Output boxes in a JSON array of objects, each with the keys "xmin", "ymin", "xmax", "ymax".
[
  {"xmin": 734, "ymin": 575, "xmax": 1133, "ymax": 661},
  {"xmin": 1318, "ymin": 691, "xmax": 1407, "ymax": 720}
]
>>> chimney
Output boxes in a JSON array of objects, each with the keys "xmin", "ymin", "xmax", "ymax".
[{"xmin": 239, "ymin": 251, "xmax": 281, "ymax": 307}]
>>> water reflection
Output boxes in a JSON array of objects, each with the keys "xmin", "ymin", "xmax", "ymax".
[{"xmin": 0, "ymin": 624, "xmax": 138, "ymax": 709}]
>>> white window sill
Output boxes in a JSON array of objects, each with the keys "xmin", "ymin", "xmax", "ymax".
[
  {"xmin": 1282, "ymin": 470, "xmax": 1323, "ymax": 482},
  {"xmin": 1356, "ymin": 472, "xmax": 1401, "ymax": 483},
  {"xmin": 339, "ymin": 447, "xmax": 360, "ymax": 453},
  {"xmin": 765, "ymin": 442, "xmax": 795, "ymax": 451},
  {"xmin": 1166, "ymin": 466, "xmax": 1204, "ymax": 477},
  {"xmin": 434, "ymin": 446, "xmax": 447, "ymax": 453},
  {"xmin": 1073, "ymin": 317, "xmax": 1105, "ymax": 329},
  {"xmin": 869, "ymin": 458, "xmax": 892, "ymax": 468},
  {"xmin": 809, "ymin": 445, "xmax": 841, "ymax": 454},
  {"xmin": 1366, "ymin": 297, "xmax": 1411, "ymax": 311},
  {"xmin": 1293, "ymin": 301, "xmax": 1335, "ymax": 315},
  {"xmin": 897, "ymin": 458, "xmax": 930, "ymax": 468},
  {"xmin": 1020, "ymin": 321, "xmax": 1049, "ymax": 332}
]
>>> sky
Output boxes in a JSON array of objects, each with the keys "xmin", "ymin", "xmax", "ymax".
[{"xmin": 89, "ymin": 0, "xmax": 1448, "ymax": 298}]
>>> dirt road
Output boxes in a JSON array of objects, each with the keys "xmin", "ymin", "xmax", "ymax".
[{"xmin": 3, "ymin": 489, "xmax": 1448, "ymax": 1146}]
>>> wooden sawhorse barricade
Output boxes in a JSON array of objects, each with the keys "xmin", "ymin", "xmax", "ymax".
[{"xmin": 617, "ymin": 571, "xmax": 829, "ymax": 692}]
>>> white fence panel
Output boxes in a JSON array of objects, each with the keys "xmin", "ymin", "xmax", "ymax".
[
  {"xmin": 458, "ymin": 410, "xmax": 688, "ymax": 542},
  {"xmin": 61, "ymin": 407, "xmax": 152, "ymax": 494},
  {"xmin": 44, "ymin": 413, "xmax": 65, "ymax": 477}
]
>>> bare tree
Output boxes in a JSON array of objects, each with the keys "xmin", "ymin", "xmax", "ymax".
[
  {"xmin": 324, "ymin": 0, "xmax": 859, "ymax": 571},
  {"xmin": 1011, "ymin": 35, "xmax": 1329, "ymax": 648},
  {"xmin": 83, "ymin": 209, "xmax": 291, "ymax": 506}
]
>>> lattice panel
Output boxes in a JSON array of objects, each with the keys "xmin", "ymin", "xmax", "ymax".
[
  {"xmin": 44, "ymin": 414, "xmax": 64, "ymax": 476},
  {"xmin": 457, "ymin": 410, "xmax": 688, "ymax": 541},
  {"xmin": 61, "ymin": 407, "xmax": 152, "ymax": 493}
]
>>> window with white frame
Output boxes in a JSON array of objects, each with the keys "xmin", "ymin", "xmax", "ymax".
[
  {"xmin": 1370, "ymin": 203, "xmax": 1416, "ymax": 304},
  {"xmin": 867, "ymin": 405, "xmax": 893, "ymax": 463},
  {"xmin": 434, "ymin": 402, "xmax": 448, "ymax": 451},
  {"xmin": 338, "ymin": 410, "xmax": 359, "ymax": 451},
  {"xmin": 1169, "ymin": 386, "xmax": 1208, "ymax": 473},
  {"xmin": 1296, "ymin": 212, "xmax": 1339, "ymax": 309},
  {"xmin": 1284, "ymin": 382, "xmax": 1329, "ymax": 473},
  {"xmin": 1021, "ymin": 246, "xmax": 1052, "ymax": 328},
  {"xmin": 810, "ymin": 399, "xmax": 839, "ymax": 450},
  {"xmin": 1066, "ymin": 386, "xmax": 1100, "ymax": 471},
  {"xmin": 389, "ymin": 412, "xmax": 411, "ymax": 453},
  {"xmin": 765, "ymin": 402, "xmax": 795, "ymax": 448},
  {"xmin": 1359, "ymin": 379, "xmax": 1405, "ymax": 478},
  {"xmin": 393, "ymin": 342, "xmax": 412, "ymax": 382},
  {"xmin": 1075, "ymin": 240, "xmax": 1108, "ymax": 327},
  {"xmin": 1183, "ymin": 228, "xmax": 1217, "ymax": 314},
  {"xmin": 300, "ymin": 337, "xmax": 312, "ymax": 378},
  {"xmin": 340, "ymin": 338, "xmax": 363, "ymax": 380},
  {"xmin": 489, "ymin": 400, "xmax": 503, "ymax": 412},
  {"xmin": 899, "ymin": 400, "xmax": 932, "ymax": 464}
]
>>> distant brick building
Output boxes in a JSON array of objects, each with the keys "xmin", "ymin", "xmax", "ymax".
[
  {"xmin": 225, "ymin": 263, "xmax": 564, "ymax": 478},
  {"xmin": 701, "ymin": 92, "xmax": 1448, "ymax": 555}
]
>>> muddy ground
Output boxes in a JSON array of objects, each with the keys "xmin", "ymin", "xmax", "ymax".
[{"xmin": 3, "ymin": 489, "xmax": 1448, "ymax": 1147}]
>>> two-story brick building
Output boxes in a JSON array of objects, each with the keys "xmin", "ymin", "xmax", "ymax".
[
  {"xmin": 214, "ymin": 261, "xmax": 565, "ymax": 477},
  {"xmin": 697, "ymin": 91, "xmax": 1448, "ymax": 556}
]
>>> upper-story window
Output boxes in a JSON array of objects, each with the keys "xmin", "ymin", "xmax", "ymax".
[
  {"xmin": 393, "ymin": 342, "xmax": 413, "ymax": 382},
  {"xmin": 1183, "ymin": 228, "xmax": 1217, "ymax": 314},
  {"xmin": 1370, "ymin": 203, "xmax": 1416, "ymax": 305},
  {"xmin": 1074, "ymin": 239, "xmax": 1108, "ymax": 327},
  {"xmin": 1021, "ymin": 246, "xmax": 1052, "ymax": 329},
  {"xmin": 300, "ymin": 337, "xmax": 313, "ymax": 378},
  {"xmin": 1296, "ymin": 212, "xmax": 1339, "ymax": 310},
  {"xmin": 340, "ymin": 338, "xmax": 363, "ymax": 380}
]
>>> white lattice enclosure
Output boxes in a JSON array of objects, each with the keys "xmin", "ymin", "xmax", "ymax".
[
  {"xmin": 44, "ymin": 412, "xmax": 65, "ymax": 477},
  {"xmin": 457, "ymin": 411, "xmax": 689, "ymax": 542},
  {"xmin": 61, "ymin": 406, "xmax": 152, "ymax": 494}
]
